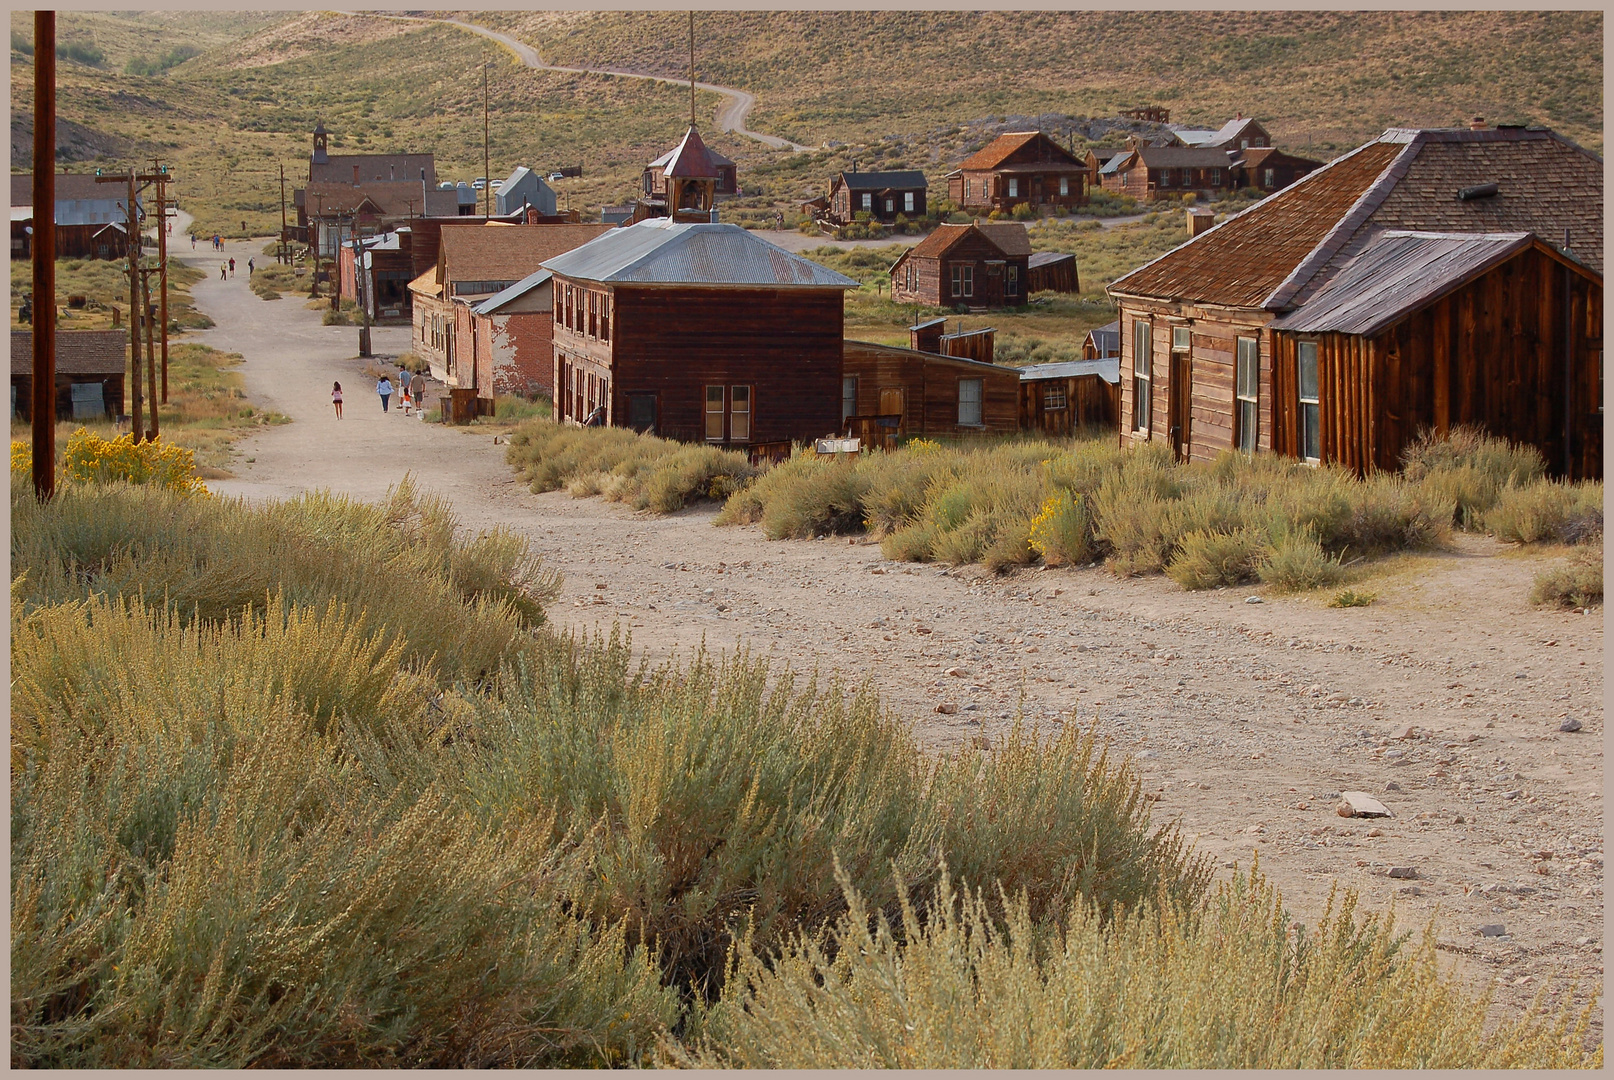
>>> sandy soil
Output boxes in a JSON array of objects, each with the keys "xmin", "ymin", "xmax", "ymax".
[{"xmin": 182, "ymin": 234, "xmax": 1604, "ymax": 1030}]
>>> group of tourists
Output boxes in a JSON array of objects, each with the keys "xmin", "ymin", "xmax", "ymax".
[{"xmin": 334, "ymin": 367, "xmax": 429, "ymax": 419}]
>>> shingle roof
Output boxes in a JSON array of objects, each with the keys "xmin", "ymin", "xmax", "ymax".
[
  {"xmin": 11, "ymin": 172, "xmax": 123, "ymax": 205},
  {"xmin": 302, "ymin": 180, "xmax": 449, "ymax": 219},
  {"xmin": 657, "ymin": 126, "xmax": 723, "ymax": 179},
  {"xmin": 309, "ymin": 152, "xmax": 435, "ymax": 185},
  {"xmin": 959, "ymin": 131, "xmax": 1080, "ymax": 171},
  {"xmin": 542, "ymin": 219, "xmax": 859, "ymax": 287},
  {"xmin": 647, "ymin": 128, "xmax": 734, "ymax": 171},
  {"xmin": 439, "ymin": 223, "xmax": 614, "ymax": 285},
  {"xmin": 11, "ymin": 329, "xmax": 126, "ymax": 375},
  {"xmin": 1110, "ymin": 126, "xmax": 1601, "ymax": 311},
  {"xmin": 407, "ymin": 266, "xmax": 441, "ymax": 298},
  {"xmin": 903, "ymin": 221, "xmax": 1029, "ymax": 261},
  {"xmin": 1132, "ymin": 145, "xmax": 1236, "ymax": 168},
  {"xmin": 837, "ymin": 170, "xmax": 928, "ymax": 191},
  {"xmin": 471, "ymin": 267, "xmax": 553, "ymax": 315}
]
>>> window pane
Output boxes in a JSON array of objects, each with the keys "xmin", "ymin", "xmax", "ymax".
[
  {"xmin": 842, "ymin": 376, "xmax": 857, "ymax": 421},
  {"xmin": 1236, "ymin": 337, "xmax": 1258, "ymax": 399},
  {"xmin": 1303, "ymin": 403, "xmax": 1320, "ymax": 460},
  {"xmin": 1298, "ymin": 342, "xmax": 1319, "ymax": 400},
  {"xmin": 1133, "ymin": 320, "xmax": 1151, "ymax": 375},
  {"xmin": 730, "ymin": 386, "xmax": 751, "ymax": 440},
  {"xmin": 1173, "ymin": 326, "xmax": 1190, "ymax": 351},
  {"xmin": 1135, "ymin": 376, "xmax": 1150, "ymax": 431},
  {"xmin": 705, "ymin": 386, "xmax": 724, "ymax": 440},
  {"xmin": 1238, "ymin": 398, "xmax": 1257, "ymax": 452},
  {"xmin": 958, "ymin": 379, "xmax": 983, "ymax": 425},
  {"xmin": 904, "ymin": 192, "xmax": 914, "ymax": 212}
]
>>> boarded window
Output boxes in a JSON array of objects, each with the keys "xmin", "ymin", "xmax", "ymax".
[
  {"xmin": 1298, "ymin": 341, "xmax": 1321, "ymax": 461},
  {"xmin": 1133, "ymin": 319, "xmax": 1152, "ymax": 432},
  {"xmin": 1043, "ymin": 386, "xmax": 1066, "ymax": 410},
  {"xmin": 705, "ymin": 385, "xmax": 725, "ymax": 441},
  {"xmin": 730, "ymin": 385, "xmax": 751, "ymax": 441},
  {"xmin": 957, "ymin": 378, "xmax": 983, "ymax": 426},
  {"xmin": 842, "ymin": 375, "xmax": 858, "ymax": 422},
  {"xmin": 1236, "ymin": 336, "xmax": 1259, "ymax": 453}
]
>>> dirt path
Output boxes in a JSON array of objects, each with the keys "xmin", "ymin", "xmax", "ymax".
[
  {"xmin": 183, "ymin": 249, "xmax": 1602, "ymax": 1029},
  {"xmin": 367, "ymin": 13, "xmax": 814, "ymax": 153}
]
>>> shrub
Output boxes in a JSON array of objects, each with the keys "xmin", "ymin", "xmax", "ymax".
[
  {"xmin": 1166, "ymin": 526, "xmax": 1270, "ymax": 590},
  {"xmin": 1258, "ymin": 529, "xmax": 1346, "ymax": 592},
  {"xmin": 22, "ymin": 429, "xmax": 209, "ymax": 495},
  {"xmin": 672, "ymin": 867, "xmax": 1600, "ymax": 1069},
  {"xmin": 1028, "ymin": 490, "xmax": 1096, "ymax": 566},
  {"xmin": 1485, "ymin": 479, "xmax": 1604, "ymax": 544},
  {"xmin": 506, "ymin": 421, "xmax": 754, "ymax": 512},
  {"xmin": 1010, "ymin": 201, "xmax": 1038, "ymax": 221},
  {"xmin": 1531, "ymin": 544, "xmax": 1603, "ymax": 608},
  {"xmin": 1329, "ymin": 588, "xmax": 1377, "ymax": 608}
]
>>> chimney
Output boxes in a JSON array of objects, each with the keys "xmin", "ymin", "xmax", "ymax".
[
  {"xmin": 1469, "ymin": 116, "xmax": 1486, "ymax": 131},
  {"xmin": 526, "ymin": 205, "xmax": 538, "ymax": 224},
  {"xmin": 353, "ymin": 164, "xmax": 360, "ymax": 183},
  {"xmin": 1236, "ymin": 110, "xmax": 1242, "ymax": 120}
]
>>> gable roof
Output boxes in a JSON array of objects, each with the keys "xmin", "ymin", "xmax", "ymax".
[
  {"xmin": 836, "ymin": 170, "xmax": 927, "ymax": 191},
  {"xmin": 302, "ymin": 180, "xmax": 453, "ymax": 218},
  {"xmin": 1110, "ymin": 125, "xmax": 1606, "ymax": 311},
  {"xmin": 902, "ymin": 221, "xmax": 1029, "ymax": 262},
  {"xmin": 438, "ymin": 223, "xmax": 614, "ymax": 285},
  {"xmin": 11, "ymin": 329, "xmax": 126, "ymax": 375},
  {"xmin": 407, "ymin": 265, "xmax": 441, "ymax": 298},
  {"xmin": 309, "ymin": 152, "xmax": 436, "ymax": 185},
  {"xmin": 1028, "ymin": 251, "xmax": 1074, "ymax": 269},
  {"xmin": 542, "ymin": 219, "xmax": 859, "ymax": 287},
  {"xmin": 976, "ymin": 222, "xmax": 1032, "ymax": 257},
  {"xmin": 959, "ymin": 131, "xmax": 1081, "ymax": 171},
  {"xmin": 651, "ymin": 126, "xmax": 726, "ymax": 179},
  {"xmin": 1269, "ymin": 230, "xmax": 1592, "ymax": 337},
  {"xmin": 1171, "ymin": 129, "xmax": 1221, "ymax": 147},
  {"xmin": 1131, "ymin": 145, "xmax": 1236, "ymax": 169},
  {"xmin": 11, "ymin": 172, "xmax": 124, "ymax": 205},
  {"xmin": 471, "ymin": 267, "xmax": 553, "ymax": 315}
]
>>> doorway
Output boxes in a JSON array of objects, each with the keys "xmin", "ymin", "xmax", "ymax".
[{"xmin": 1169, "ymin": 350, "xmax": 1192, "ymax": 461}]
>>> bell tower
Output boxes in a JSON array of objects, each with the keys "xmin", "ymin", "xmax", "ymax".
[{"xmin": 312, "ymin": 120, "xmax": 329, "ymax": 166}]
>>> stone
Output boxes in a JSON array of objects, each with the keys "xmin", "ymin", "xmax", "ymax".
[
  {"xmin": 1388, "ymin": 866, "xmax": 1418, "ymax": 879},
  {"xmin": 1502, "ymin": 790, "xmax": 1522, "ymax": 800},
  {"xmin": 1366, "ymin": 827, "xmax": 1384, "ymax": 837},
  {"xmin": 1560, "ymin": 717, "xmax": 1583, "ymax": 732},
  {"xmin": 1392, "ymin": 724, "xmax": 1416, "ymax": 740},
  {"xmin": 1385, "ymin": 781, "xmax": 1404, "ymax": 793},
  {"xmin": 944, "ymin": 666, "xmax": 971, "ymax": 678},
  {"xmin": 1398, "ymin": 885, "xmax": 1423, "ymax": 896},
  {"xmin": 1454, "ymin": 814, "xmax": 1467, "ymax": 824},
  {"xmin": 935, "ymin": 702, "xmax": 959, "ymax": 715},
  {"xmin": 1245, "ymin": 596, "xmax": 1264, "ymax": 604},
  {"xmin": 1478, "ymin": 923, "xmax": 1507, "ymax": 937},
  {"xmin": 1338, "ymin": 791, "xmax": 1392, "ymax": 818}
]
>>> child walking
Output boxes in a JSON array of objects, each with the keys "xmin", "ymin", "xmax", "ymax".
[{"xmin": 332, "ymin": 380, "xmax": 344, "ymax": 419}]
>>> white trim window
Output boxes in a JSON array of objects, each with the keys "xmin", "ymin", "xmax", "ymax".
[
  {"xmin": 951, "ymin": 263, "xmax": 974, "ymax": 299},
  {"xmin": 1007, "ymin": 177, "xmax": 1019, "ymax": 198},
  {"xmin": 1132, "ymin": 319, "xmax": 1152, "ymax": 432},
  {"xmin": 705, "ymin": 385, "xmax": 725, "ymax": 441},
  {"xmin": 729, "ymin": 384, "xmax": 751, "ymax": 441},
  {"xmin": 1298, "ymin": 341, "xmax": 1321, "ymax": 461},
  {"xmin": 861, "ymin": 192, "xmax": 872, "ymax": 210},
  {"xmin": 1236, "ymin": 336, "xmax": 1259, "ymax": 453},
  {"xmin": 842, "ymin": 376, "xmax": 858, "ymax": 422},
  {"xmin": 1043, "ymin": 386, "xmax": 1066, "ymax": 410},
  {"xmin": 903, "ymin": 191, "xmax": 915, "ymax": 212},
  {"xmin": 957, "ymin": 378, "xmax": 983, "ymax": 426}
]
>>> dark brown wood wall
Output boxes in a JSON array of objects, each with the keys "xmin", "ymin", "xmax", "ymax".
[
  {"xmin": 1019, "ymin": 375, "xmax": 1117, "ymax": 434},
  {"xmin": 1027, "ymin": 258, "xmax": 1078, "ymax": 294},
  {"xmin": 842, "ymin": 341, "xmax": 1018, "ymax": 436}
]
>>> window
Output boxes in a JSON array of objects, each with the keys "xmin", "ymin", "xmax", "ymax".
[
  {"xmin": 1043, "ymin": 386, "xmax": 1067, "ymax": 410},
  {"xmin": 729, "ymin": 385, "xmax": 751, "ymax": 441},
  {"xmin": 1059, "ymin": 177, "xmax": 1069, "ymax": 196},
  {"xmin": 705, "ymin": 385, "xmax": 725, "ymax": 440},
  {"xmin": 903, "ymin": 191, "xmax": 915, "ymax": 212},
  {"xmin": 885, "ymin": 198, "xmax": 894, "ymax": 214},
  {"xmin": 842, "ymin": 375, "xmax": 858, "ymax": 422},
  {"xmin": 1007, "ymin": 178, "xmax": 1019, "ymax": 198},
  {"xmin": 951, "ymin": 263, "xmax": 974, "ymax": 298},
  {"xmin": 600, "ymin": 294, "xmax": 610, "ymax": 342},
  {"xmin": 1132, "ymin": 319, "xmax": 1152, "ymax": 432},
  {"xmin": 1236, "ymin": 336, "xmax": 1259, "ymax": 453},
  {"xmin": 587, "ymin": 291, "xmax": 597, "ymax": 338},
  {"xmin": 861, "ymin": 192, "xmax": 872, "ymax": 210},
  {"xmin": 1298, "ymin": 341, "xmax": 1321, "ymax": 461},
  {"xmin": 958, "ymin": 378, "xmax": 983, "ymax": 426},
  {"xmin": 1210, "ymin": 168, "xmax": 1222, "ymax": 186},
  {"xmin": 1005, "ymin": 264, "xmax": 1019, "ymax": 296},
  {"xmin": 1172, "ymin": 325, "xmax": 1191, "ymax": 353},
  {"xmin": 962, "ymin": 179, "xmax": 969, "ymax": 201}
]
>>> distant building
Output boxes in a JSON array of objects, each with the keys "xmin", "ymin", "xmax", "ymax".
[
  {"xmin": 889, "ymin": 221, "xmax": 1032, "ymax": 310},
  {"xmin": 11, "ymin": 329, "xmax": 126, "ymax": 422},
  {"xmin": 495, "ymin": 166, "xmax": 557, "ymax": 217},
  {"xmin": 305, "ymin": 120, "xmax": 436, "ymax": 186},
  {"xmin": 827, "ymin": 169, "xmax": 928, "ymax": 224},
  {"xmin": 1018, "ymin": 357, "xmax": 1119, "ymax": 436},
  {"xmin": 633, "ymin": 126, "xmax": 735, "ymax": 223},
  {"xmin": 10, "ymin": 173, "xmax": 139, "ymax": 260},
  {"xmin": 946, "ymin": 131, "xmax": 1088, "ymax": 214},
  {"xmin": 462, "ymin": 268, "xmax": 558, "ymax": 400},
  {"xmin": 841, "ymin": 339, "xmax": 1020, "ymax": 444},
  {"xmin": 1026, "ymin": 251, "xmax": 1079, "ymax": 293}
]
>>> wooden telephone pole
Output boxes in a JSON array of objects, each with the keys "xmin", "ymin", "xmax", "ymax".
[
  {"xmin": 31, "ymin": 10, "xmax": 56, "ymax": 500},
  {"xmin": 482, "ymin": 62, "xmax": 491, "ymax": 218},
  {"xmin": 278, "ymin": 162, "xmax": 289, "ymax": 265},
  {"xmin": 96, "ymin": 165, "xmax": 171, "ymax": 441}
]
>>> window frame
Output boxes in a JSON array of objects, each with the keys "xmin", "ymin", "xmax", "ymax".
[
  {"xmin": 1042, "ymin": 385, "xmax": 1067, "ymax": 411},
  {"xmin": 1235, "ymin": 335, "xmax": 1259, "ymax": 453},
  {"xmin": 957, "ymin": 377, "xmax": 984, "ymax": 427},
  {"xmin": 842, "ymin": 375, "xmax": 858, "ymax": 423},
  {"xmin": 1059, "ymin": 176, "xmax": 1070, "ymax": 197},
  {"xmin": 861, "ymin": 192, "xmax": 872, "ymax": 211},
  {"xmin": 1007, "ymin": 177, "xmax": 1019, "ymax": 198},
  {"xmin": 1298, "ymin": 340, "xmax": 1321, "ymax": 462},
  {"xmin": 903, "ymin": 191, "xmax": 915, "ymax": 213},
  {"xmin": 950, "ymin": 263, "xmax": 975, "ymax": 299},
  {"xmin": 1132, "ymin": 319, "xmax": 1152, "ymax": 433},
  {"xmin": 705, "ymin": 385, "xmax": 726, "ymax": 441},
  {"xmin": 1005, "ymin": 263, "xmax": 1019, "ymax": 297},
  {"xmin": 729, "ymin": 384, "xmax": 752, "ymax": 442}
]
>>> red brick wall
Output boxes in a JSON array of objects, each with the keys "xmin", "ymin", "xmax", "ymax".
[{"xmin": 484, "ymin": 311, "xmax": 554, "ymax": 396}]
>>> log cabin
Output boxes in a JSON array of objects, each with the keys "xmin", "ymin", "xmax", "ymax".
[
  {"xmin": 1018, "ymin": 357, "xmax": 1119, "ymax": 436},
  {"xmin": 946, "ymin": 131, "xmax": 1088, "ymax": 214},
  {"xmin": 840, "ymin": 340, "xmax": 1019, "ymax": 446},
  {"xmin": 1107, "ymin": 123, "xmax": 1603, "ymax": 478},
  {"xmin": 542, "ymin": 219, "xmax": 859, "ymax": 452},
  {"xmin": 889, "ymin": 222, "xmax": 1031, "ymax": 310},
  {"xmin": 827, "ymin": 169, "xmax": 928, "ymax": 224}
]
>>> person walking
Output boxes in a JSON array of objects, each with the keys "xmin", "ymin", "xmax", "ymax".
[
  {"xmin": 409, "ymin": 371, "xmax": 427, "ymax": 421},
  {"xmin": 190, "ymin": 234, "xmax": 196, "ymax": 251},
  {"xmin": 376, "ymin": 373, "xmax": 393, "ymax": 413},
  {"xmin": 220, "ymin": 262, "xmax": 227, "ymax": 281},
  {"xmin": 332, "ymin": 380, "xmax": 344, "ymax": 419},
  {"xmin": 398, "ymin": 365, "xmax": 413, "ymax": 415},
  {"xmin": 247, "ymin": 257, "xmax": 255, "ymax": 275},
  {"xmin": 228, "ymin": 257, "xmax": 236, "ymax": 278}
]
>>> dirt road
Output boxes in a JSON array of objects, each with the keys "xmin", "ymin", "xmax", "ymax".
[{"xmin": 185, "ymin": 246, "xmax": 1603, "ymax": 1027}]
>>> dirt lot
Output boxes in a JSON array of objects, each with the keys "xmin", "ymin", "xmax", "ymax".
[{"xmin": 189, "ymin": 235, "xmax": 1604, "ymax": 1032}]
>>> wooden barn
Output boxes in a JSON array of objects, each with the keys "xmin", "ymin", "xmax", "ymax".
[
  {"xmin": 1018, "ymin": 357, "xmax": 1120, "ymax": 436},
  {"xmin": 840, "ymin": 339, "xmax": 1019, "ymax": 445},
  {"xmin": 1107, "ymin": 123, "xmax": 1603, "ymax": 478},
  {"xmin": 889, "ymin": 222, "xmax": 1031, "ymax": 310},
  {"xmin": 827, "ymin": 169, "xmax": 928, "ymax": 224},
  {"xmin": 1027, "ymin": 251, "xmax": 1079, "ymax": 293},
  {"xmin": 542, "ymin": 220, "xmax": 858, "ymax": 452},
  {"xmin": 11, "ymin": 329, "xmax": 125, "ymax": 422},
  {"xmin": 946, "ymin": 131, "xmax": 1088, "ymax": 214}
]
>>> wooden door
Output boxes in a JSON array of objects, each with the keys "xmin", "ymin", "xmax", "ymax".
[
  {"xmin": 1169, "ymin": 351, "xmax": 1191, "ymax": 461},
  {"xmin": 878, "ymin": 387, "xmax": 906, "ymax": 443}
]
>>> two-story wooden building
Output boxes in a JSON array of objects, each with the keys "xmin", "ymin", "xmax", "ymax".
[
  {"xmin": 542, "ymin": 220, "xmax": 859, "ymax": 449},
  {"xmin": 1107, "ymin": 124, "xmax": 1603, "ymax": 479},
  {"xmin": 946, "ymin": 132, "xmax": 1088, "ymax": 214},
  {"xmin": 889, "ymin": 222, "xmax": 1032, "ymax": 310},
  {"xmin": 827, "ymin": 169, "xmax": 928, "ymax": 224}
]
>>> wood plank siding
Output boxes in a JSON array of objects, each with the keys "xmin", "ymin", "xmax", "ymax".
[
  {"xmin": 1019, "ymin": 375, "xmax": 1117, "ymax": 435},
  {"xmin": 840, "ymin": 340, "xmax": 1019, "ymax": 438}
]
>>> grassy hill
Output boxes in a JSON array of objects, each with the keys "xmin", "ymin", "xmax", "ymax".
[{"xmin": 9, "ymin": 10, "xmax": 1602, "ymax": 243}]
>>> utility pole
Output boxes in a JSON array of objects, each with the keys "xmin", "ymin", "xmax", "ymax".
[
  {"xmin": 152, "ymin": 159, "xmax": 170, "ymax": 404},
  {"xmin": 31, "ymin": 9, "xmax": 56, "ymax": 500},
  {"xmin": 140, "ymin": 265, "xmax": 158, "ymax": 440},
  {"xmin": 483, "ymin": 61, "xmax": 491, "ymax": 219},
  {"xmin": 689, "ymin": 11, "xmax": 696, "ymax": 126},
  {"xmin": 351, "ymin": 216, "xmax": 372, "ymax": 358},
  {"xmin": 277, "ymin": 162, "xmax": 288, "ymax": 265},
  {"xmin": 310, "ymin": 191, "xmax": 324, "ymax": 298},
  {"xmin": 97, "ymin": 166, "xmax": 169, "ymax": 440}
]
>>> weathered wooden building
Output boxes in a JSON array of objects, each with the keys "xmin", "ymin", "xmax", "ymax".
[
  {"xmin": 889, "ymin": 222, "xmax": 1032, "ymax": 310},
  {"xmin": 1018, "ymin": 357, "xmax": 1119, "ymax": 436},
  {"xmin": 946, "ymin": 132, "xmax": 1088, "ymax": 214},
  {"xmin": 1099, "ymin": 143, "xmax": 1237, "ymax": 202},
  {"xmin": 11, "ymin": 329, "xmax": 125, "ymax": 422},
  {"xmin": 11, "ymin": 173, "xmax": 137, "ymax": 260},
  {"xmin": 840, "ymin": 340, "xmax": 1020, "ymax": 444},
  {"xmin": 827, "ymin": 170, "xmax": 928, "ymax": 224},
  {"xmin": 636, "ymin": 125, "xmax": 735, "ymax": 222},
  {"xmin": 1083, "ymin": 320, "xmax": 1120, "ymax": 360},
  {"xmin": 1231, "ymin": 146, "xmax": 1323, "ymax": 194},
  {"xmin": 542, "ymin": 220, "xmax": 858, "ymax": 451},
  {"xmin": 1107, "ymin": 124, "xmax": 1603, "ymax": 478},
  {"xmin": 1027, "ymin": 251, "xmax": 1079, "ymax": 293}
]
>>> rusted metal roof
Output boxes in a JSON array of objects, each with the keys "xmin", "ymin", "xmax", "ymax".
[
  {"xmin": 542, "ymin": 220, "xmax": 859, "ymax": 288},
  {"xmin": 648, "ymin": 127, "xmax": 734, "ymax": 172},
  {"xmin": 959, "ymin": 131, "xmax": 1081, "ymax": 171},
  {"xmin": 1270, "ymin": 230, "xmax": 1552, "ymax": 337},
  {"xmin": 660, "ymin": 126, "xmax": 723, "ymax": 179},
  {"xmin": 904, "ymin": 222, "xmax": 1031, "ymax": 262},
  {"xmin": 1028, "ymin": 251, "xmax": 1075, "ymax": 269},
  {"xmin": 11, "ymin": 329, "xmax": 126, "ymax": 375}
]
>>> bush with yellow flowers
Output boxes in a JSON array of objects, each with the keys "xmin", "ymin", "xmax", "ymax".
[{"xmin": 11, "ymin": 430, "xmax": 207, "ymax": 495}]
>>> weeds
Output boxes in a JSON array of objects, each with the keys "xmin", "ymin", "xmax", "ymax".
[
  {"xmin": 1530, "ymin": 544, "xmax": 1603, "ymax": 609},
  {"xmin": 1329, "ymin": 588, "xmax": 1377, "ymax": 608}
]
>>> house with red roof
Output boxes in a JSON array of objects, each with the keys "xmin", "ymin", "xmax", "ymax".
[
  {"xmin": 946, "ymin": 132, "xmax": 1088, "ymax": 215},
  {"xmin": 1106, "ymin": 123, "xmax": 1602, "ymax": 478},
  {"xmin": 889, "ymin": 222, "xmax": 1032, "ymax": 310}
]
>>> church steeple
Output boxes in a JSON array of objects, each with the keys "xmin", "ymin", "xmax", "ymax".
[{"xmin": 312, "ymin": 120, "xmax": 329, "ymax": 165}]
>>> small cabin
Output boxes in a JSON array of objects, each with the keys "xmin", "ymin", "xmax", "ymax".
[
  {"xmin": 890, "ymin": 222, "xmax": 1032, "ymax": 310},
  {"xmin": 840, "ymin": 339, "xmax": 1019, "ymax": 445},
  {"xmin": 827, "ymin": 170, "xmax": 927, "ymax": 224},
  {"xmin": 947, "ymin": 131, "xmax": 1088, "ymax": 214},
  {"xmin": 10, "ymin": 329, "xmax": 126, "ymax": 422},
  {"xmin": 1026, "ymin": 251, "xmax": 1079, "ymax": 293},
  {"xmin": 1018, "ymin": 357, "xmax": 1119, "ymax": 436}
]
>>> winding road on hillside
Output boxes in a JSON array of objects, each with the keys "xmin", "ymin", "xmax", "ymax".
[{"xmin": 366, "ymin": 13, "xmax": 814, "ymax": 153}]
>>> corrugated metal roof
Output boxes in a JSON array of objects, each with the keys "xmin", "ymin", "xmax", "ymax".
[
  {"xmin": 1018, "ymin": 357, "xmax": 1120, "ymax": 384},
  {"xmin": 472, "ymin": 267, "xmax": 553, "ymax": 315},
  {"xmin": 542, "ymin": 220, "xmax": 859, "ymax": 287},
  {"xmin": 1270, "ymin": 230, "xmax": 1538, "ymax": 336}
]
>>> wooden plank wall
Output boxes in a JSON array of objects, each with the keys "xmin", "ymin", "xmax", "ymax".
[
  {"xmin": 842, "ymin": 341, "xmax": 1018, "ymax": 436},
  {"xmin": 1019, "ymin": 375, "xmax": 1117, "ymax": 434}
]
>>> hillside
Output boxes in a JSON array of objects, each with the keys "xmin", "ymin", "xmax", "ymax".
[{"xmin": 9, "ymin": 10, "xmax": 1602, "ymax": 240}]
